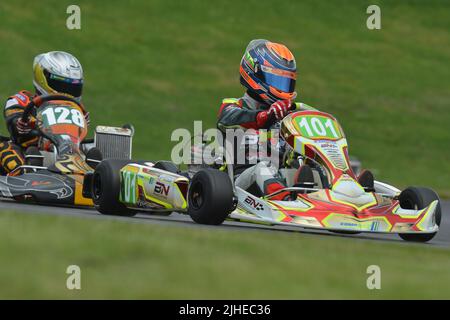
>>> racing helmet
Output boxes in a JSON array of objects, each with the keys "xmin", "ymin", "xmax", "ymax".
[
  {"xmin": 240, "ymin": 39, "xmax": 297, "ymax": 106},
  {"xmin": 33, "ymin": 51, "xmax": 83, "ymax": 100}
]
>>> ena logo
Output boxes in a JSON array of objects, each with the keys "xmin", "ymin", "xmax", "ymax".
[
  {"xmin": 244, "ymin": 196, "xmax": 264, "ymax": 211},
  {"xmin": 154, "ymin": 181, "xmax": 170, "ymax": 196}
]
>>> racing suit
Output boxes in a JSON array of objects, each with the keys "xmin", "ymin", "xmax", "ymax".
[
  {"xmin": 217, "ymin": 92, "xmax": 316, "ymax": 198},
  {"xmin": 0, "ymin": 90, "xmax": 38, "ymax": 175},
  {"xmin": 1, "ymin": 90, "xmax": 88, "ymax": 175}
]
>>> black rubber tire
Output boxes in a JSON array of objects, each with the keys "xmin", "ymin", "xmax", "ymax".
[
  {"xmin": 85, "ymin": 147, "xmax": 103, "ymax": 169},
  {"xmin": 398, "ymin": 186, "xmax": 441, "ymax": 242},
  {"xmin": 92, "ymin": 159, "xmax": 137, "ymax": 216},
  {"xmin": 153, "ymin": 160, "xmax": 179, "ymax": 174},
  {"xmin": 187, "ymin": 169, "xmax": 234, "ymax": 225}
]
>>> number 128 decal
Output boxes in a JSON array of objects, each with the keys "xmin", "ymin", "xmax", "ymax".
[{"xmin": 41, "ymin": 106, "xmax": 85, "ymax": 128}]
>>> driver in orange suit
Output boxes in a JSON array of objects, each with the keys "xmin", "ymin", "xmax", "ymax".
[{"xmin": 1, "ymin": 51, "xmax": 88, "ymax": 175}]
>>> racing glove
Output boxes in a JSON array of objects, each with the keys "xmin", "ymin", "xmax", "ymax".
[
  {"xmin": 268, "ymin": 100, "xmax": 292, "ymax": 121},
  {"xmin": 84, "ymin": 111, "xmax": 90, "ymax": 126},
  {"xmin": 255, "ymin": 100, "xmax": 292, "ymax": 127},
  {"xmin": 16, "ymin": 118, "xmax": 33, "ymax": 135}
]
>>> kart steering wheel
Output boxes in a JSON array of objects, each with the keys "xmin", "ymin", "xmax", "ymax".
[
  {"xmin": 21, "ymin": 94, "xmax": 83, "ymax": 122},
  {"xmin": 21, "ymin": 94, "xmax": 85, "ymax": 140}
]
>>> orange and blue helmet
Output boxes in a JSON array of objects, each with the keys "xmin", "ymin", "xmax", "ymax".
[{"xmin": 240, "ymin": 39, "xmax": 297, "ymax": 106}]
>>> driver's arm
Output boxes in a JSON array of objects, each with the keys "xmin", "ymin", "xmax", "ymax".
[
  {"xmin": 217, "ymin": 101, "xmax": 268, "ymax": 131},
  {"xmin": 4, "ymin": 103, "xmax": 23, "ymax": 137},
  {"xmin": 4, "ymin": 91, "xmax": 34, "ymax": 137}
]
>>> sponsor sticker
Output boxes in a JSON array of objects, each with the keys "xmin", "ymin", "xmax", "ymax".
[
  {"xmin": 244, "ymin": 196, "xmax": 264, "ymax": 211},
  {"xmin": 120, "ymin": 170, "xmax": 137, "ymax": 204},
  {"xmin": 154, "ymin": 181, "xmax": 170, "ymax": 197}
]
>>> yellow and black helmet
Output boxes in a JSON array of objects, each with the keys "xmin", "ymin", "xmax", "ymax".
[{"xmin": 33, "ymin": 51, "xmax": 83, "ymax": 100}]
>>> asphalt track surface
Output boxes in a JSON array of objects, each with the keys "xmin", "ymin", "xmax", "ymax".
[{"xmin": 1, "ymin": 199, "xmax": 449, "ymax": 247}]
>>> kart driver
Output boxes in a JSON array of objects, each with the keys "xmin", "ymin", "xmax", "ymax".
[
  {"xmin": 217, "ymin": 39, "xmax": 374, "ymax": 199},
  {"xmin": 0, "ymin": 51, "xmax": 89, "ymax": 176}
]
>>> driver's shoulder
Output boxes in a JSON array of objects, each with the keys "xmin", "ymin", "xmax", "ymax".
[
  {"xmin": 5, "ymin": 90, "xmax": 34, "ymax": 110},
  {"xmin": 218, "ymin": 97, "xmax": 244, "ymax": 116},
  {"xmin": 221, "ymin": 97, "xmax": 243, "ymax": 108}
]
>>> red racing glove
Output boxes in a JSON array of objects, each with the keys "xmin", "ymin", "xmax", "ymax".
[
  {"xmin": 256, "ymin": 100, "xmax": 292, "ymax": 127},
  {"xmin": 268, "ymin": 100, "xmax": 292, "ymax": 121}
]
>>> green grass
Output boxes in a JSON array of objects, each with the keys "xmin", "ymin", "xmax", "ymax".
[
  {"xmin": 0, "ymin": 211, "xmax": 449, "ymax": 299},
  {"xmin": 0, "ymin": 0, "xmax": 449, "ymax": 195}
]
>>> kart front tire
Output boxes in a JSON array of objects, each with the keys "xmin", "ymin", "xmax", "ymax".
[
  {"xmin": 398, "ymin": 186, "xmax": 441, "ymax": 243},
  {"xmin": 92, "ymin": 159, "xmax": 137, "ymax": 217},
  {"xmin": 188, "ymin": 169, "xmax": 234, "ymax": 225}
]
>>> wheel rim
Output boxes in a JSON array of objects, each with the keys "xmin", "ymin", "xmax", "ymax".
[{"xmin": 189, "ymin": 181, "xmax": 204, "ymax": 210}]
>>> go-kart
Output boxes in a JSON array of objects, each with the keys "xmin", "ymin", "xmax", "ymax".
[
  {"xmin": 0, "ymin": 94, "xmax": 133, "ymax": 207},
  {"xmin": 85, "ymin": 109, "xmax": 440, "ymax": 242},
  {"xmin": 203, "ymin": 109, "xmax": 441, "ymax": 242},
  {"xmin": 83, "ymin": 159, "xmax": 233, "ymax": 221}
]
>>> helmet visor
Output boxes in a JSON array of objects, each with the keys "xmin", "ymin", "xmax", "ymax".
[
  {"xmin": 44, "ymin": 70, "xmax": 83, "ymax": 98},
  {"xmin": 260, "ymin": 65, "xmax": 296, "ymax": 93}
]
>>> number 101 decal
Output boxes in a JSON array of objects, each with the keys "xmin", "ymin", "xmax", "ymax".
[{"xmin": 295, "ymin": 115, "xmax": 342, "ymax": 140}]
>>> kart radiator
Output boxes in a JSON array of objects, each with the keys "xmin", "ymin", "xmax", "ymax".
[{"xmin": 95, "ymin": 126, "xmax": 133, "ymax": 159}]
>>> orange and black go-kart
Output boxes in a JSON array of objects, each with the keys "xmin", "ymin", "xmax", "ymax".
[{"xmin": 0, "ymin": 94, "xmax": 134, "ymax": 207}]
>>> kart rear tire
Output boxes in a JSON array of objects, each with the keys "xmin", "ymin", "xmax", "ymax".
[
  {"xmin": 187, "ymin": 169, "xmax": 234, "ymax": 225},
  {"xmin": 92, "ymin": 159, "xmax": 137, "ymax": 217},
  {"xmin": 153, "ymin": 160, "xmax": 179, "ymax": 174},
  {"xmin": 85, "ymin": 147, "xmax": 103, "ymax": 169},
  {"xmin": 398, "ymin": 186, "xmax": 441, "ymax": 242}
]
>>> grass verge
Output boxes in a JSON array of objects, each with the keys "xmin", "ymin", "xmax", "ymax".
[{"xmin": 0, "ymin": 211, "xmax": 449, "ymax": 299}]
